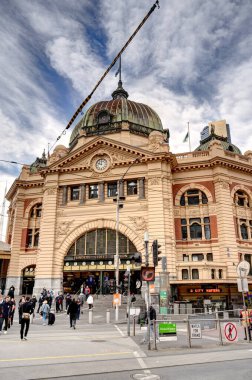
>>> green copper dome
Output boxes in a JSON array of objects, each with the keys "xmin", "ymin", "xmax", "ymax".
[{"xmin": 70, "ymin": 81, "xmax": 163, "ymax": 147}]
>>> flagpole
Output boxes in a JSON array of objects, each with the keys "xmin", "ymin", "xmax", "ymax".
[{"xmin": 188, "ymin": 122, "xmax": 191, "ymax": 152}]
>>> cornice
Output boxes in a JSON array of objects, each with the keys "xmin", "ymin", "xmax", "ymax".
[
  {"xmin": 6, "ymin": 179, "xmax": 44, "ymax": 201},
  {"xmin": 172, "ymin": 155, "xmax": 252, "ymax": 174}
]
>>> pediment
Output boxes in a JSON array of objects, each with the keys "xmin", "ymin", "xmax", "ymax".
[{"xmin": 46, "ymin": 136, "xmax": 155, "ymax": 174}]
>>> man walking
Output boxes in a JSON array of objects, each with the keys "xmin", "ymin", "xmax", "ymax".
[{"xmin": 19, "ymin": 296, "xmax": 33, "ymax": 341}]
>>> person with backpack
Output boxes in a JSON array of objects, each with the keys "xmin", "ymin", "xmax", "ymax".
[{"xmin": 19, "ymin": 296, "xmax": 33, "ymax": 341}]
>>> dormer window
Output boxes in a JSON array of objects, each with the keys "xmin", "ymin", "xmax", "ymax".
[{"xmin": 97, "ymin": 111, "xmax": 110, "ymax": 125}]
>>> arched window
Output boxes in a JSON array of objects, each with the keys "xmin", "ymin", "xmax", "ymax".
[
  {"xmin": 180, "ymin": 189, "xmax": 208, "ymax": 206},
  {"xmin": 30, "ymin": 203, "xmax": 42, "ymax": 218},
  {"xmin": 67, "ymin": 228, "xmax": 137, "ymax": 257},
  {"xmin": 234, "ymin": 190, "xmax": 250, "ymax": 207}
]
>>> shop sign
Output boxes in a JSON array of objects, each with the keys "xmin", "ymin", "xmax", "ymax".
[
  {"xmin": 160, "ymin": 290, "xmax": 168, "ymax": 314},
  {"xmin": 190, "ymin": 323, "xmax": 202, "ymax": 339},
  {"xmin": 188, "ymin": 288, "xmax": 221, "ymax": 293},
  {"xmin": 159, "ymin": 322, "xmax": 177, "ymax": 341}
]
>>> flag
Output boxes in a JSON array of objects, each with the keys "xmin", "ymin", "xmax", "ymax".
[
  {"xmin": 183, "ymin": 131, "xmax": 189, "ymax": 143},
  {"xmin": 115, "ymin": 67, "xmax": 120, "ymax": 77}
]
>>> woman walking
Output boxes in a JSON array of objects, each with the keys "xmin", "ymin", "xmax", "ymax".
[{"xmin": 19, "ymin": 296, "xmax": 33, "ymax": 341}]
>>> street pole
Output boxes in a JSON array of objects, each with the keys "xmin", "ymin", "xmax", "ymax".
[
  {"xmin": 115, "ymin": 187, "xmax": 120, "ymax": 322},
  {"xmin": 144, "ymin": 231, "xmax": 151, "ymax": 350},
  {"xmin": 127, "ymin": 268, "xmax": 131, "ymax": 336},
  {"xmin": 114, "ymin": 158, "xmax": 140, "ymax": 322}
]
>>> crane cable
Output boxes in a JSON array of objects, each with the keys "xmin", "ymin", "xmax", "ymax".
[{"xmin": 50, "ymin": 0, "xmax": 160, "ymax": 152}]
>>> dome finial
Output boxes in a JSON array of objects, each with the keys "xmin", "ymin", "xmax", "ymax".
[{"xmin": 112, "ymin": 56, "xmax": 129, "ymax": 99}]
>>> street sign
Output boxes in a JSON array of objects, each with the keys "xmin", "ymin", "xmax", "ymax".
[
  {"xmin": 237, "ymin": 260, "xmax": 250, "ymax": 278},
  {"xmin": 159, "ymin": 322, "xmax": 177, "ymax": 341},
  {"xmin": 190, "ymin": 323, "xmax": 202, "ymax": 339},
  {"xmin": 223, "ymin": 322, "xmax": 238, "ymax": 342},
  {"xmin": 237, "ymin": 278, "xmax": 249, "ymax": 292},
  {"xmin": 112, "ymin": 293, "xmax": 121, "ymax": 306},
  {"xmin": 141, "ymin": 267, "xmax": 155, "ymax": 282}
]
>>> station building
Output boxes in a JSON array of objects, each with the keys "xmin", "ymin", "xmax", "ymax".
[{"xmin": 4, "ymin": 79, "xmax": 252, "ymax": 308}]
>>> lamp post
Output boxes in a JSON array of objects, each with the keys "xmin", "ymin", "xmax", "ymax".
[
  {"xmin": 144, "ymin": 231, "xmax": 151, "ymax": 350},
  {"xmin": 114, "ymin": 158, "xmax": 140, "ymax": 322}
]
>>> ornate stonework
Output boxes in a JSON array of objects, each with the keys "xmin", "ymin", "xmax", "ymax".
[
  {"xmin": 129, "ymin": 216, "xmax": 147, "ymax": 232},
  {"xmin": 44, "ymin": 187, "xmax": 57, "ymax": 195},
  {"xmin": 56, "ymin": 220, "xmax": 74, "ymax": 238},
  {"xmin": 148, "ymin": 177, "xmax": 161, "ymax": 186}
]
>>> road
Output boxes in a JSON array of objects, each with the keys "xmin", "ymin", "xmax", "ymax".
[{"xmin": 0, "ymin": 310, "xmax": 252, "ymax": 379}]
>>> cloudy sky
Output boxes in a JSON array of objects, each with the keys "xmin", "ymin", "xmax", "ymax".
[{"xmin": 0, "ymin": 0, "xmax": 252, "ymax": 237}]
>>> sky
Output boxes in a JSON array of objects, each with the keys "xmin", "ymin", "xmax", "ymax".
[{"xmin": 0, "ymin": 0, "xmax": 252, "ymax": 238}]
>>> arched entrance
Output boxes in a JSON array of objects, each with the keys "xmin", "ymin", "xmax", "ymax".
[
  {"xmin": 22, "ymin": 265, "xmax": 36, "ymax": 294},
  {"xmin": 63, "ymin": 228, "xmax": 141, "ymax": 294}
]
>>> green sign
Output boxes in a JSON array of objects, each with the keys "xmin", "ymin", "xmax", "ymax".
[
  {"xmin": 159, "ymin": 322, "xmax": 177, "ymax": 335},
  {"xmin": 160, "ymin": 290, "xmax": 168, "ymax": 314}
]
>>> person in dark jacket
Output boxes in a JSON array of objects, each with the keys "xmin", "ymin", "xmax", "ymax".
[
  {"xmin": 67, "ymin": 298, "xmax": 78, "ymax": 329},
  {"xmin": 2, "ymin": 296, "xmax": 12, "ymax": 334},
  {"xmin": 19, "ymin": 296, "xmax": 33, "ymax": 340},
  {"xmin": 7, "ymin": 285, "xmax": 15, "ymax": 298}
]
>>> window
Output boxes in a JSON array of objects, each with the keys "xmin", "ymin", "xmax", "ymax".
[
  {"xmin": 70, "ymin": 186, "xmax": 80, "ymax": 201},
  {"xmin": 107, "ymin": 182, "xmax": 117, "ymax": 197},
  {"xmin": 192, "ymin": 254, "xmax": 204, "ymax": 261},
  {"xmin": 26, "ymin": 228, "xmax": 39, "ymax": 248},
  {"xmin": 181, "ymin": 217, "xmax": 211, "ymax": 240},
  {"xmin": 30, "ymin": 203, "xmax": 42, "ymax": 218},
  {"xmin": 183, "ymin": 254, "xmax": 189, "ymax": 262},
  {"xmin": 207, "ymin": 253, "xmax": 213, "ymax": 261},
  {"xmin": 181, "ymin": 219, "xmax": 187, "ymax": 240},
  {"xmin": 234, "ymin": 190, "xmax": 250, "ymax": 207},
  {"xmin": 211, "ymin": 269, "xmax": 215, "ymax": 279},
  {"xmin": 218, "ymin": 269, "xmax": 223, "ymax": 279},
  {"xmin": 182, "ymin": 269, "xmax": 189, "ymax": 279},
  {"xmin": 89, "ymin": 184, "xmax": 98, "ymax": 199},
  {"xmin": 192, "ymin": 269, "xmax": 199, "ymax": 279},
  {"xmin": 240, "ymin": 222, "xmax": 248, "ymax": 239},
  {"xmin": 127, "ymin": 180, "xmax": 137, "ymax": 195},
  {"xmin": 180, "ymin": 189, "xmax": 208, "ymax": 206},
  {"xmin": 190, "ymin": 218, "xmax": 202, "ymax": 239},
  {"xmin": 67, "ymin": 228, "xmax": 137, "ymax": 257}
]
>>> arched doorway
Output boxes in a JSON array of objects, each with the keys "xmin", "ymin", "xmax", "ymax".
[
  {"xmin": 22, "ymin": 265, "xmax": 36, "ymax": 295},
  {"xmin": 63, "ymin": 228, "xmax": 141, "ymax": 294}
]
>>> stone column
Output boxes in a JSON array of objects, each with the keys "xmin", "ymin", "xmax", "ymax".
[
  {"xmin": 99, "ymin": 182, "xmax": 105, "ymax": 202},
  {"xmin": 138, "ymin": 178, "xmax": 145, "ymax": 199},
  {"xmin": 79, "ymin": 184, "xmax": 86, "ymax": 204}
]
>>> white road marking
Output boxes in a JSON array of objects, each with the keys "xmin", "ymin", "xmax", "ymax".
[{"xmin": 114, "ymin": 324, "xmax": 125, "ymax": 337}]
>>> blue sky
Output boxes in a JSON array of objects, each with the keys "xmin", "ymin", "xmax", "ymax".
[{"xmin": 0, "ymin": 0, "xmax": 252, "ymax": 237}]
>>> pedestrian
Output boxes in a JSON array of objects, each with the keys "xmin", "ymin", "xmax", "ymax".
[
  {"xmin": 65, "ymin": 293, "xmax": 72, "ymax": 311},
  {"xmin": 18, "ymin": 296, "xmax": 26, "ymax": 324},
  {"xmin": 0, "ymin": 295, "xmax": 4, "ymax": 334},
  {"xmin": 240, "ymin": 306, "xmax": 251, "ymax": 340},
  {"xmin": 48, "ymin": 306, "xmax": 55, "ymax": 326},
  {"xmin": 30, "ymin": 295, "xmax": 37, "ymax": 323},
  {"xmin": 142, "ymin": 305, "xmax": 159, "ymax": 343},
  {"xmin": 7, "ymin": 285, "xmax": 15, "ymax": 298},
  {"xmin": 37, "ymin": 293, "xmax": 44, "ymax": 314},
  {"xmin": 2, "ymin": 296, "xmax": 12, "ymax": 334},
  {"xmin": 84, "ymin": 286, "xmax": 90, "ymax": 301},
  {"xmin": 9, "ymin": 297, "xmax": 16, "ymax": 326},
  {"xmin": 87, "ymin": 294, "xmax": 93, "ymax": 309},
  {"xmin": 76, "ymin": 298, "xmax": 81, "ymax": 320},
  {"xmin": 19, "ymin": 296, "xmax": 33, "ymax": 341},
  {"xmin": 41, "ymin": 300, "xmax": 50, "ymax": 325},
  {"xmin": 67, "ymin": 298, "xmax": 78, "ymax": 329}
]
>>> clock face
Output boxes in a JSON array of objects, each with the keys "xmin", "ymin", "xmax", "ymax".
[{"xmin": 95, "ymin": 158, "xmax": 108, "ymax": 171}]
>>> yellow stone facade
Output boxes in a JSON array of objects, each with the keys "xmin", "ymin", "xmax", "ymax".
[{"xmin": 4, "ymin": 92, "xmax": 252, "ymax": 308}]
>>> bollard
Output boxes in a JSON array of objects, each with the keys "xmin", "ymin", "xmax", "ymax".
[
  {"xmin": 133, "ymin": 315, "xmax": 136, "ymax": 336},
  {"xmin": 106, "ymin": 309, "xmax": 110, "ymax": 324},
  {"xmin": 89, "ymin": 308, "xmax": 93, "ymax": 324},
  {"xmin": 153, "ymin": 320, "xmax": 157, "ymax": 350}
]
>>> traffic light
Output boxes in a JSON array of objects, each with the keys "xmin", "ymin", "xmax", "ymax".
[
  {"xmin": 123, "ymin": 271, "xmax": 130, "ymax": 293},
  {"xmin": 152, "ymin": 239, "xmax": 162, "ymax": 267},
  {"xmin": 130, "ymin": 252, "xmax": 142, "ymax": 264}
]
